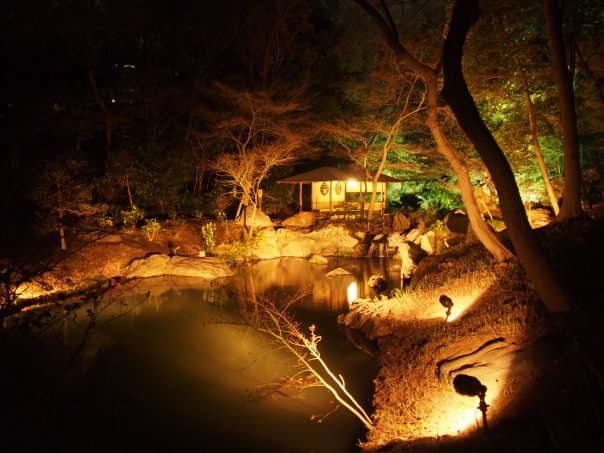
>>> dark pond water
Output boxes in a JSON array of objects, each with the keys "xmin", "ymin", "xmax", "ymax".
[{"xmin": 3, "ymin": 257, "xmax": 401, "ymax": 453}]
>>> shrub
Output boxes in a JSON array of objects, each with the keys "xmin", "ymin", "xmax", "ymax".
[
  {"xmin": 201, "ymin": 222, "xmax": 217, "ymax": 251},
  {"xmin": 120, "ymin": 205, "xmax": 145, "ymax": 229},
  {"xmin": 141, "ymin": 218, "xmax": 162, "ymax": 241}
]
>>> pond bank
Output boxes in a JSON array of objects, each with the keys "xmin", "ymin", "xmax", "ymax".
[{"xmin": 9, "ymin": 216, "xmax": 604, "ymax": 452}]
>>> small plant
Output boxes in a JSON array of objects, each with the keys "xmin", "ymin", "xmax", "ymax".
[
  {"xmin": 141, "ymin": 218, "xmax": 162, "ymax": 241},
  {"xmin": 96, "ymin": 215, "xmax": 114, "ymax": 231},
  {"xmin": 215, "ymin": 209, "xmax": 227, "ymax": 223},
  {"xmin": 201, "ymin": 221, "xmax": 217, "ymax": 251},
  {"xmin": 430, "ymin": 219, "xmax": 448, "ymax": 235},
  {"xmin": 120, "ymin": 205, "xmax": 145, "ymax": 229},
  {"xmin": 220, "ymin": 240, "xmax": 249, "ymax": 264}
]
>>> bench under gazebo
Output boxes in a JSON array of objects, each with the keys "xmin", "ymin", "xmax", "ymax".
[{"xmin": 277, "ymin": 166, "xmax": 400, "ymax": 217}]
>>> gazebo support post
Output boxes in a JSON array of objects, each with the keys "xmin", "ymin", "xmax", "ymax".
[
  {"xmin": 298, "ymin": 182, "xmax": 303, "ymax": 212},
  {"xmin": 329, "ymin": 181, "xmax": 333, "ymax": 215}
]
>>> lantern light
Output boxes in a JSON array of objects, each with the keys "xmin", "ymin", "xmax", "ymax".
[{"xmin": 320, "ymin": 182, "xmax": 329, "ymax": 196}]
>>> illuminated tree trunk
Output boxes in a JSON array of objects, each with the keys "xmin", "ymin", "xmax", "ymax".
[
  {"xmin": 367, "ymin": 148, "xmax": 386, "ymax": 225},
  {"xmin": 353, "ymin": 0, "xmax": 513, "ymax": 262},
  {"xmin": 515, "ymin": 55, "xmax": 560, "ymax": 215},
  {"xmin": 542, "ymin": 0, "xmax": 583, "ymax": 220},
  {"xmin": 442, "ymin": 0, "xmax": 571, "ymax": 313},
  {"xmin": 59, "ymin": 212, "xmax": 67, "ymax": 251}
]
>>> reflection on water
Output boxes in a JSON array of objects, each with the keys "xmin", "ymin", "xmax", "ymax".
[
  {"xmin": 231, "ymin": 257, "xmax": 401, "ymax": 311},
  {"xmin": 6, "ymin": 258, "xmax": 397, "ymax": 452}
]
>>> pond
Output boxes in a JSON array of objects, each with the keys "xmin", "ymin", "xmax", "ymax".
[{"xmin": 3, "ymin": 257, "xmax": 401, "ymax": 453}]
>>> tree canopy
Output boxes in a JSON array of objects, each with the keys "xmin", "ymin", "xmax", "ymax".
[{"xmin": 0, "ymin": 0, "xmax": 602, "ymax": 251}]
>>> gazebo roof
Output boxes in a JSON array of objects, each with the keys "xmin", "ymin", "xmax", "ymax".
[{"xmin": 277, "ymin": 166, "xmax": 400, "ymax": 184}]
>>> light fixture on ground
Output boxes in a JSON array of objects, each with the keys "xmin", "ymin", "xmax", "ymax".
[
  {"xmin": 439, "ymin": 294, "xmax": 454, "ymax": 321},
  {"xmin": 452, "ymin": 374, "xmax": 489, "ymax": 434}
]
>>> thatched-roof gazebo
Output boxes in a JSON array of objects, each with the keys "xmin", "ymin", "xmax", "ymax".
[{"xmin": 278, "ymin": 166, "xmax": 400, "ymax": 215}]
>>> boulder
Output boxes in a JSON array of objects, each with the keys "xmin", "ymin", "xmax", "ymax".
[
  {"xmin": 391, "ymin": 212, "xmax": 411, "ymax": 232},
  {"xmin": 367, "ymin": 273, "xmax": 387, "ymax": 290},
  {"xmin": 398, "ymin": 241, "xmax": 428, "ymax": 280},
  {"xmin": 445, "ymin": 212, "xmax": 469, "ymax": 235},
  {"xmin": 420, "ymin": 231, "xmax": 436, "ymax": 255},
  {"xmin": 406, "ymin": 228, "xmax": 423, "ymax": 243},
  {"xmin": 326, "ymin": 267, "xmax": 353, "ymax": 277},
  {"xmin": 250, "ymin": 244, "xmax": 281, "ymax": 260},
  {"xmin": 307, "ymin": 225, "xmax": 358, "ymax": 250},
  {"xmin": 125, "ymin": 254, "xmax": 234, "ymax": 279},
  {"xmin": 308, "ymin": 254, "xmax": 329, "ymax": 264},
  {"xmin": 436, "ymin": 335, "xmax": 569, "ymax": 408},
  {"xmin": 282, "ymin": 211, "xmax": 314, "ymax": 228},
  {"xmin": 235, "ymin": 208, "xmax": 274, "ymax": 228},
  {"xmin": 280, "ymin": 236, "xmax": 316, "ymax": 257},
  {"xmin": 126, "ymin": 254, "xmax": 171, "ymax": 278},
  {"xmin": 527, "ymin": 208, "xmax": 551, "ymax": 228},
  {"xmin": 167, "ymin": 256, "xmax": 234, "ymax": 278}
]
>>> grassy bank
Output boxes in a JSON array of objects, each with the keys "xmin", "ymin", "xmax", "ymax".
[{"xmin": 356, "ymin": 217, "xmax": 604, "ymax": 451}]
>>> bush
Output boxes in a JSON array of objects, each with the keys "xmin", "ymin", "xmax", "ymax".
[
  {"xmin": 120, "ymin": 205, "xmax": 145, "ymax": 229},
  {"xmin": 141, "ymin": 218, "xmax": 162, "ymax": 241},
  {"xmin": 201, "ymin": 222, "xmax": 217, "ymax": 251}
]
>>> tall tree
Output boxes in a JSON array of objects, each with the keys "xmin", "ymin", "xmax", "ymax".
[
  {"xmin": 442, "ymin": 0, "xmax": 572, "ymax": 312},
  {"xmin": 352, "ymin": 0, "xmax": 513, "ymax": 261},
  {"xmin": 196, "ymin": 82, "xmax": 316, "ymax": 236},
  {"xmin": 542, "ymin": 0, "xmax": 583, "ymax": 220},
  {"xmin": 515, "ymin": 55, "xmax": 560, "ymax": 215}
]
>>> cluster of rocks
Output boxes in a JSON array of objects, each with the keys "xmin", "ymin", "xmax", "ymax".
[{"xmin": 215, "ymin": 223, "xmax": 361, "ymax": 260}]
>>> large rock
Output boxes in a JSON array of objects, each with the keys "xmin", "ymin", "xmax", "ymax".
[
  {"xmin": 445, "ymin": 212, "xmax": 469, "ymax": 235},
  {"xmin": 281, "ymin": 237, "xmax": 316, "ymax": 257},
  {"xmin": 326, "ymin": 267, "xmax": 353, "ymax": 277},
  {"xmin": 282, "ymin": 211, "xmax": 314, "ymax": 228},
  {"xmin": 527, "ymin": 208, "xmax": 551, "ymax": 228},
  {"xmin": 420, "ymin": 231, "xmax": 436, "ymax": 255},
  {"xmin": 391, "ymin": 212, "xmax": 411, "ymax": 232},
  {"xmin": 398, "ymin": 241, "xmax": 428, "ymax": 280},
  {"xmin": 125, "ymin": 254, "xmax": 234, "ymax": 279},
  {"xmin": 235, "ymin": 208, "xmax": 274, "ymax": 228},
  {"xmin": 308, "ymin": 254, "xmax": 329, "ymax": 264},
  {"xmin": 251, "ymin": 243, "xmax": 281, "ymax": 260},
  {"xmin": 436, "ymin": 335, "xmax": 569, "ymax": 405},
  {"xmin": 307, "ymin": 225, "xmax": 358, "ymax": 250}
]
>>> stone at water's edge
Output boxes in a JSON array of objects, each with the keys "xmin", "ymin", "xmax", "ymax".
[
  {"xmin": 125, "ymin": 254, "xmax": 234, "ymax": 279},
  {"xmin": 326, "ymin": 267, "xmax": 353, "ymax": 277},
  {"xmin": 214, "ymin": 224, "xmax": 360, "ymax": 260},
  {"xmin": 308, "ymin": 254, "xmax": 329, "ymax": 264},
  {"xmin": 338, "ymin": 301, "xmax": 394, "ymax": 339}
]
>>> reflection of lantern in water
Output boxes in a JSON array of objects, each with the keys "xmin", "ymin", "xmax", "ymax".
[
  {"xmin": 320, "ymin": 182, "xmax": 329, "ymax": 196},
  {"xmin": 347, "ymin": 281, "xmax": 358, "ymax": 304},
  {"xmin": 335, "ymin": 181, "xmax": 342, "ymax": 195}
]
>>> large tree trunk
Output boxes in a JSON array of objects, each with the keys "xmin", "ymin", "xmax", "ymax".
[
  {"xmin": 542, "ymin": 0, "xmax": 583, "ymax": 220},
  {"xmin": 515, "ymin": 55, "xmax": 560, "ymax": 215},
  {"xmin": 367, "ymin": 146, "xmax": 388, "ymax": 224},
  {"xmin": 442, "ymin": 0, "xmax": 571, "ymax": 313},
  {"xmin": 423, "ymin": 72, "xmax": 514, "ymax": 261},
  {"xmin": 352, "ymin": 0, "xmax": 512, "ymax": 262}
]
